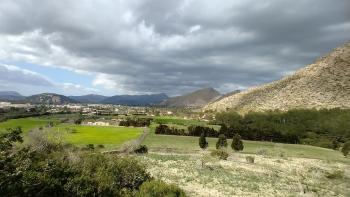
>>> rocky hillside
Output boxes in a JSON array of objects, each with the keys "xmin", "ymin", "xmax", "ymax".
[
  {"xmin": 26, "ymin": 93, "xmax": 78, "ymax": 105},
  {"xmin": 161, "ymin": 87, "xmax": 221, "ymax": 107},
  {"xmin": 204, "ymin": 42, "xmax": 350, "ymax": 113}
]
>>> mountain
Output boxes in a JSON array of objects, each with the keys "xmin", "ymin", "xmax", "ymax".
[
  {"xmin": 101, "ymin": 93, "xmax": 168, "ymax": 106},
  {"xmin": 69, "ymin": 94, "xmax": 107, "ymax": 103},
  {"xmin": 0, "ymin": 91, "xmax": 25, "ymax": 101},
  {"xmin": 26, "ymin": 93, "xmax": 78, "ymax": 105},
  {"xmin": 214, "ymin": 90, "xmax": 241, "ymax": 102},
  {"xmin": 161, "ymin": 87, "xmax": 221, "ymax": 107},
  {"xmin": 204, "ymin": 42, "xmax": 350, "ymax": 113}
]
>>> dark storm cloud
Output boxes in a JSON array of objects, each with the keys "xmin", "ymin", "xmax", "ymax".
[{"xmin": 0, "ymin": 0, "xmax": 349, "ymax": 95}]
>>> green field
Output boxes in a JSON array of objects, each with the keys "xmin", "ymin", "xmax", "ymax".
[
  {"xmin": 144, "ymin": 124, "xmax": 349, "ymax": 163},
  {"xmin": 0, "ymin": 117, "xmax": 59, "ymax": 133},
  {"xmin": 0, "ymin": 117, "xmax": 143, "ymax": 148},
  {"xmin": 53, "ymin": 124, "xmax": 142, "ymax": 147}
]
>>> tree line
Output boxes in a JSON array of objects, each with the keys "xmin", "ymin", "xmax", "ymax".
[
  {"xmin": 214, "ymin": 108, "xmax": 350, "ymax": 148},
  {"xmin": 155, "ymin": 108, "xmax": 350, "ymax": 149},
  {"xmin": 119, "ymin": 118, "xmax": 152, "ymax": 127}
]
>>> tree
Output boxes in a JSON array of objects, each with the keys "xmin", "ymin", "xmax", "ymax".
[
  {"xmin": 199, "ymin": 132, "xmax": 208, "ymax": 150},
  {"xmin": 341, "ymin": 141, "xmax": 350, "ymax": 157},
  {"xmin": 231, "ymin": 133, "xmax": 244, "ymax": 151},
  {"xmin": 216, "ymin": 134, "xmax": 227, "ymax": 149}
]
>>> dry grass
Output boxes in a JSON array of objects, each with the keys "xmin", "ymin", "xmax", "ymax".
[{"xmin": 138, "ymin": 151, "xmax": 350, "ymax": 197}]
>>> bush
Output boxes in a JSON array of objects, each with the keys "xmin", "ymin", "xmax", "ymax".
[
  {"xmin": 211, "ymin": 150, "xmax": 229, "ymax": 160},
  {"xmin": 246, "ymin": 156, "xmax": 255, "ymax": 163},
  {"xmin": 216, "ymin": 134, "xmax": 228, "ymax": 149},
  {"xmin": 231, "ymin": 134, "xmax": 244, "ymax": 151},
  {"xmin": 134, "ymin": 145, "xmax": 148, "ymax": 154},
  {"xmin": 74, "ymin": 118, "xmax": 82, "ymax": 125},
  {"xmin": 256, "ymin": 148, "xmax": 269, "ymax": 156},
  {"xmin": 199, "ymin": 132, "xmax": 208, "ymax": 150},
  {"xmin": 325, "ymin": 169, "xmax": 344, "ymax": 179},
  {"xmin": 97, "ymin": 144, "xmax": 105, "ymax": 149},
  {"xmin": 0, "ymin": 129, "xmax": 154, "ymax": 196},
  {"xmin": 86, "ymin": 144, "xmax": 94, "ymax": 150},
  {"xmin": 137, "ymin": 180, "xmax": 186, "ymax": 197},
  {"xmin": 341, "ymin": 141, "xmax": 350, "ymax": 157}
]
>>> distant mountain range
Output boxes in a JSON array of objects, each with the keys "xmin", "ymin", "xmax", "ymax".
[
  {"xmin": 0, "ymin": 91, "xmax": 169, "ymax": 106},
  {"xmin": 102, "ymin": 93, "xmax": 168, "ymax": 105},
  {"xmin": 0, "ymin": 91, "xmax": 25, "ymax": 101},
  {"xmin": 160, "ymin": 87, "xmax": 221, "ymax": 107},
  {"xmin": 26, "ymin": 93, "xmax": 78, "ymax": 105},
  {"xmin": 69, "ymin": 94, "xmax": 108, "ymax": 104},
  {"xmin": 204, "ymin": 42, "xmax": 350, "ymax": 113},
  {"xmin": 0, "ymin": 87, "xmax": 228, "ymax": 107}
]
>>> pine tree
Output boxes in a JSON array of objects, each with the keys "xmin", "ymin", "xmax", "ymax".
[
  {"xmin": 216, "ymin": 134, "xmax": 228, "ymax": 149},
  {"xmin": 231, "ymin": 133, "xmax": 244, "ymax": 151},
  {"xmin": 199, "ymin": 132, "xmax": 208, "ymax": 149}
]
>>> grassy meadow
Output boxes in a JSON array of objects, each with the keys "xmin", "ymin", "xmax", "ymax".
[
  {"xmin": 141, "ymin": 122, "xmax": 350, "ymax": 196},
  {"xmin": 0, "ymin": 117, "xmax": 58, "ymax": 133},
  {"xmin": 144, "ymin": 124, "xmax": 349, "ymax": 163},
  {"xmin": 0, "ymin": 117, "xmax": 143, "ymax": 149},
  {"xmin": 53, "ymin": 124, "xmax": 142, "ymax": 147}
]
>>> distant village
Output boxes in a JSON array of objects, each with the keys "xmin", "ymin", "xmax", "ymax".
[{"xmin": 0, "ymin": 101, "xmax": 214, "ymax": 123}]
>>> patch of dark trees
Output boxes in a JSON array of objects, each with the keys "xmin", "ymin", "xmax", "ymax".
[
  {"xmin": 155, "ymin": 124, "xmax": 298, "ymax": 144},
  {"xmin": 155, "ymin": 124, "xmax": 218, "ymax": 137},
  {"xmin": 214, "ymin": 108, "xmax": 350, "ymax": 149},
  {"xmin": 119, "ymin": 118, "xmax": 152, "ymax": 127},
  {"xmin": 0, "ymin": 107, "xmax": 49, "ymax": 122}
]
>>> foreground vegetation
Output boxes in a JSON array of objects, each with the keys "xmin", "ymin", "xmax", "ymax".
[{"xmin": 0, "ymin": 128, "xmax": 186, "ymax": 196}]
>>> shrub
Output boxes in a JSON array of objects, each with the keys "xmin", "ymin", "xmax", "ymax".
[
  {"xmin": 97, "ymin": 144, "xmax": 105, "ymax": 149},
  {"xmin": 74, "ymin": 118, "xmax": 82, "ymax": 125},
  {"xmin": 325, "ymin": 169, "xmax": 344, "ymax": 179},
  {"xmin": 134, "ymin": 145, "xmax": 148, "ymax": 154},
  {"xmin": 341, "ymin": 141, "xmax": 350, "ymax": 157},
  {"xmin": 216, "ymin": 134, "xmax": 228, "ymax": 149},
  {"xmin": 211, "ymin": 150, "xmax": 229, "ymax": 160},
  {"xmin": 86, "ymin": 144, "xmax": 94, "ymax": 150},
  {"xmin": 199, "ymin": 132, "xmax": 208, "ymax": 150},
  {"xmin": 137, "ymin": 180, "xmax": 186, "ymax": 197},
  {"xmin": 256, "ymin": 148, "xmax": 269, "ymax": 156},
  {"xmin": 231, "ymin": 134, "xmax": 244, "ymax": 151},
  {"xmin": 246, "ymin": 156, "xmax": 255, "ymax": 163},
  {"xmin": 0, "ymin": 129, "xmax": 154, "ymax": 196}
]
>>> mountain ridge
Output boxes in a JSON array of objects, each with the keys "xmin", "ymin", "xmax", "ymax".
[
  {"xmin": 161, "ymin": 87, "xmax": 221, "ymax": 107},
  {"xmin": 101, "ymin": 93, "xmax": 168, "ymax": 106},
  {"xmin": 26, "ymin": 93, "xmax": 78, "ymax": 105},
  {"xmin": 0, "ymin": 91, "xmax": 25, "ymax": 101}
]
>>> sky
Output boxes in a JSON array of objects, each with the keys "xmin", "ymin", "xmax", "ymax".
[{"xmin": 0, "ymin": 0, "xmax": 349, "ymax": 96}]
